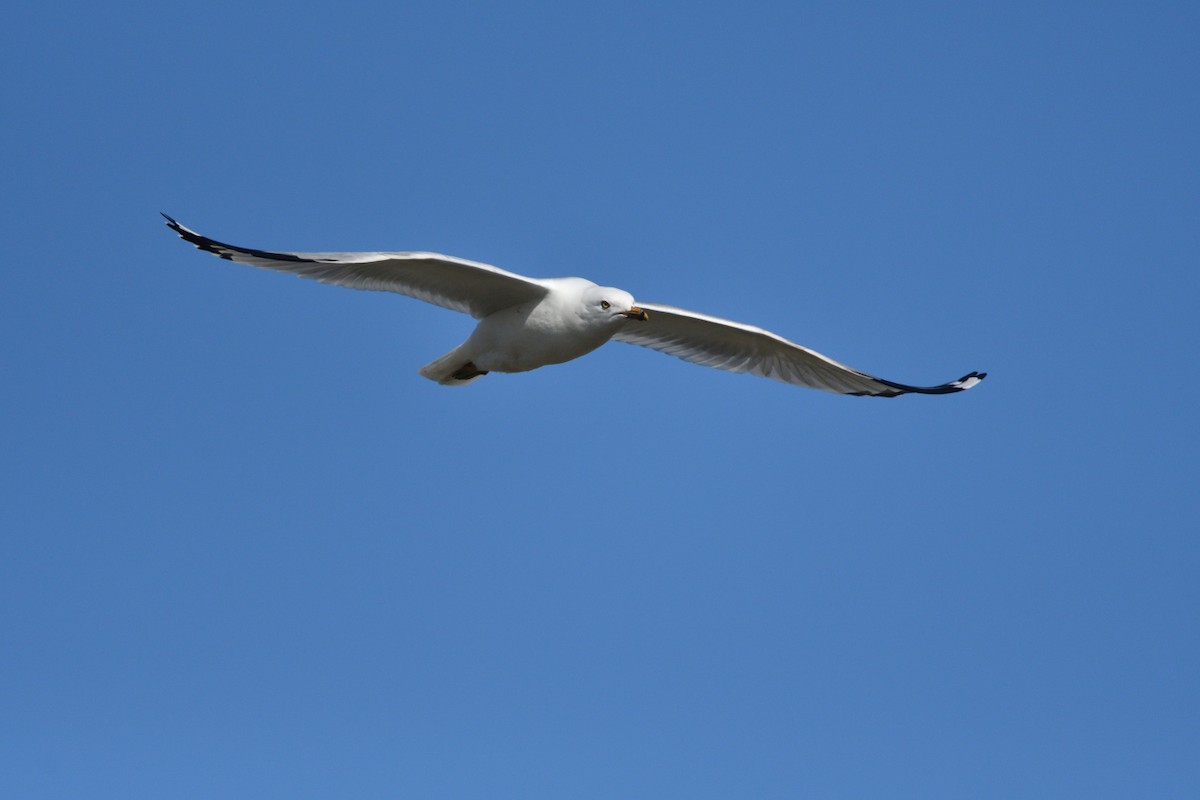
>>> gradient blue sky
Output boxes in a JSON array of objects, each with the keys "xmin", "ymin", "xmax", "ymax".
[{"xmin": 3, "ymin": 2, "xmax": 1197, "ymax": 797}]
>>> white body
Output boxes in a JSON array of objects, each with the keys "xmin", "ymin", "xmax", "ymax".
[{"xmin": 419, "ymin": 278, "xmax": 639, "ymax": 384}]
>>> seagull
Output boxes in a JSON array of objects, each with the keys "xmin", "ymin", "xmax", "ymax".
[{"xmin": 163, "ymin": 215, "xmax": 985, "ymax": 397}]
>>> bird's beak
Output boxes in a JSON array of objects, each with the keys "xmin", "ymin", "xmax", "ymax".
[{"xmin": 622, "ymin": 306, "xmax": 649, "ymax": 321}]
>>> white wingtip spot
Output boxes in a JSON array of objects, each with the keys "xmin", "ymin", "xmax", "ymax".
[{"xmin": 957, "ymin": 372, "xmax": 986, "ymax": 390}]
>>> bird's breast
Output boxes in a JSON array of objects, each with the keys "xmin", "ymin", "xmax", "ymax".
[{"xmin": 469, "ymin": 302, "xmax": 614, "ymax": 373}]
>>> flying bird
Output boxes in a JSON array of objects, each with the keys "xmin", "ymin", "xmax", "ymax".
[{"xmin": 163, "ymin": 215, "xmax": 985, "ymax": 397}]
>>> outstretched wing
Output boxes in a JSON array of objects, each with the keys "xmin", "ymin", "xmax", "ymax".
[
  {"xmin": 614, "ymin": 302, "xmax": 985, "ymax": 397},
  {"xmin": 164, "ymin": 215, "xmax": 548, "ymax": 319}
]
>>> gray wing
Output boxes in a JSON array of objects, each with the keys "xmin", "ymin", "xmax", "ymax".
[
  {"xmin": 164, "ymin": 215, "xmax": 548, "ymax": 319},
  {"xmin": 614, "ymin": 302, "xmax": 985, "ymax": 397}
]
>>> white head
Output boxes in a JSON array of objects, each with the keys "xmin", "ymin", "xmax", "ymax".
[{"xmin": 580, "ymin": 284, "xmax": 649, "ymax": 326}]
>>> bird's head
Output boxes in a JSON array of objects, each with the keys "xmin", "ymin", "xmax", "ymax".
[{"xmin": 582, "ymin": 285, "xmax": 648, "ymax": 325}]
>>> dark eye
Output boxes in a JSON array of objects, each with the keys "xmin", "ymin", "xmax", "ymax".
[{"xmin": 600, "ymin": 300, "xmax": 611, "ymax": 310}]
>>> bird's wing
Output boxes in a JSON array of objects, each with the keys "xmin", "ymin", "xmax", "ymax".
[
  {"xmin": 613, "ymin": 302, "xmax": 985, "ymax": 397},
  {"xmin": 164, "ymin": 215, "xmax": 548, "ymax": 319}
]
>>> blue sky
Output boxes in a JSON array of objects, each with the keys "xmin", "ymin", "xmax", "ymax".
[{"xmin": 2, "ymin": 1, "xmax": 1197, "ymax": 797}]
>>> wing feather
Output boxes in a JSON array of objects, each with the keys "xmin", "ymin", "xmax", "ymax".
[
  {"xmin": 615, "ymin": 302, "xmax": 985, "ymax": 397},
  {"xmin": 164, "ymin": 215, "xmax": 547, "ymax": 319}
]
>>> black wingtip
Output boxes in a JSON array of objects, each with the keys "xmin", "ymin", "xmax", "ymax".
[
  {"xmin": 864, "ymin": 369, "xmax": 987, "ymax": 397},
  {"xmin": 161, "ymin": 213, "xmax": 200, "ymax": 242},
  {"xmin": 162, "ymin": 215, "xmax": 317, "ymax": 264},
  {"xmin": 161, "ymin": 213, "xmax": 223, "ymax": 256}
]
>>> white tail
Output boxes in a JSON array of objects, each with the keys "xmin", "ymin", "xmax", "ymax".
[{"xmin": 418, "ymin": 347, "xmax": 486, "ymax": 386}]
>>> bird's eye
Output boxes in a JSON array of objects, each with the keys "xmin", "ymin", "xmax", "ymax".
[{"xmin": 600, "ymin": 300, "xmax": 611, "ymax": 310}]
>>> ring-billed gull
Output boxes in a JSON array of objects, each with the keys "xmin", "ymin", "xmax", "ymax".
[{"xmin": 164, "ymin": 215, "xmax": 985, "ymax": 397}]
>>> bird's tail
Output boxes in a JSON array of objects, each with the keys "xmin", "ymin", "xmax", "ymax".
[{"xmin": 418, "ymin": 347, "xmax": 487, "ymax": 386}]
